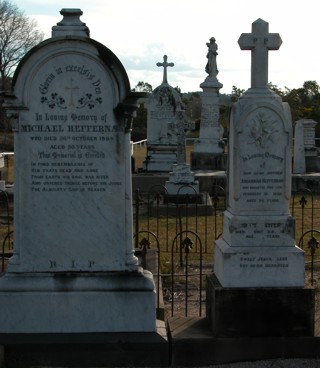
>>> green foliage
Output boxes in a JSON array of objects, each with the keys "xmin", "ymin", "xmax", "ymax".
[
  {"xmin": 132, "ymin": 81, "xmax": 152, "ymax": 93},
  {"xmin": 230, "ymin": 85, "xmax": 245, "ymax": 102}
]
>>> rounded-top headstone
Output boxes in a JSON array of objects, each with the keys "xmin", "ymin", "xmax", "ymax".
[{"xmin": 9, "ymin": 8, "xmax": 136, "ymax": 273}]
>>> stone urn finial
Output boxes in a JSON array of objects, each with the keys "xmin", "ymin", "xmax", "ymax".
[{"xmin": 52, "ymin": 8, "xmax": 90, "ymax": 38}]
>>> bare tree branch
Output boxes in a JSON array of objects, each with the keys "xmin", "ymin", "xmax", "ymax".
[{"xmin": 0, "ymin": 0, "xmax": 44, "ymax": 90}]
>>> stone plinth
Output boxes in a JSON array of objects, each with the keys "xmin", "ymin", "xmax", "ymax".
[
  {"xmin": 206, "ymin": 274, "xmax": 315, "ymax": 337},
  {"xmin": 165, "ymin": 164, "xmax": 199, "ymax": 195},
  {"xmin": 1, "ymin": 321, "xmax": 169, "ymax": 367},
  {"xmin": 214, "ymin": 239, "xmax": 305, "ymax": 288},
  {"xmin": 0, "ymin": 271, "xmax": 156, "ymax": 333},
  {"xmin": 143, "ymin": 146, "xmax": 177, "ymax": 172}
]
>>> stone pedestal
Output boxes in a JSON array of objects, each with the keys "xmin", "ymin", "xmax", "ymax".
[
  {"xmin": 165, "ymin": 164, "xmax": 199, "ymax": 195},
  {"xmin": 0, "ymin": 321, "xmax": 169, "ymax": 367},
  {"xmin": 0, "ymin": 271, "xmax": 156, "ymax": 333},
  {"xmin": 143, "ymin": 146, "xmax": 177, "ymax": 172},
  {"xmin": 206, "ymin": 274, "xmax": 315, "ymax": 338},
  {"xmin": 214, "ymin": 239, "xmax": 305, "ymax": 288},
  {"xmin": 191, "ymin": 75, "xmax": 225, "ymax": 171}
]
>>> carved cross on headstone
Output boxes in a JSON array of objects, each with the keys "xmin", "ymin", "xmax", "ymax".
[
  {"xmin": 156, "ymin": 55, "xmax": 174, "ymax": 84},
  {"xmin": 238, "ymin": 18, "xmax": 282, "ymax": 89},
  {"xmin": 65, "ymin": 78, "xmax": 79, "ymax": 106}
]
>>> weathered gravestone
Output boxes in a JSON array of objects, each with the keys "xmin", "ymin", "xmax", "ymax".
[
  {"xmin": 0, "ymin": 9, "xmax": 161, "ymax": 344},
  {"xmin": 143, "ymin": 55, "xmax": 186, "ymax": 171},
  {"xmin": 165, "ymin": 111, "xmax": 199, "ymax": 195},
  {"xmin": 293, "ymin": 120, "xmax": 306, "ymax": 174},
  {"xmin": 294, "ymin": 119, "xmax": 319, "ymax": 173},
  {"xmin": 191, "ymin": 37, "xmax": 226, "ymax": 170},
  {"xmin": 207, "ymin": 19, "xmax": 314, "ymax": 339}
]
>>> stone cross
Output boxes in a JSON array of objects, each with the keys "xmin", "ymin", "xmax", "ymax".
[
  {"xmin": 156, "ymin": 55, "xmax": 174, "ymax": 84},
  {"xmin": 238, "ymin": 18, "xmax": 282, "ymax": 88}
]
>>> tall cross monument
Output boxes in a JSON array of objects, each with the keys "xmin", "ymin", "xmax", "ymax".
[{"xmin": 207, "ymin": 19, "xmax": 313, "ymax": 343}]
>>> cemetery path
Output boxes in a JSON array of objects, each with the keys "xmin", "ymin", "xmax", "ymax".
[{"xmin": 210, "ymin": 358, "xmax": 320, "ymax": 367}]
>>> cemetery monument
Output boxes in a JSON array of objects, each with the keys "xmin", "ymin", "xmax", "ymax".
[
  {"xmin": 293, "ymin": 120, "xmax": 306, "ymax": 174},
  {"xmin": 191, "ymin": 37, "xmax": 226, "ymax": 170},
  {"xmin": 143, "ymin": 56, "xmax": 186, "ymax": 171},
  {"xmin": 0, "ymin": 9, "xmax": 167, "ymax": 366},
  {"xmin": 293, "ymin": 119, "xmax": 319, "ymax": 173},
  {"xmin": 165, "ymin": 111, "xmax": 199, "ymax": 196},
  {"xmin": 207, "ymin": 19, "xmax": 314, "ymax": 338}
]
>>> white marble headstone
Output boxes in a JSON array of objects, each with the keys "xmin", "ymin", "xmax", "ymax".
[
  {"xmin": 214, "ymin": 19, "xmax": 305, "ymax": 288},
  {"xmin": 0, "ymin": 9, "xmax": 156, "ymax": 334},
  {"xmin": 10, "ymin": 21, "xmax": 137, "ymax": 273}
]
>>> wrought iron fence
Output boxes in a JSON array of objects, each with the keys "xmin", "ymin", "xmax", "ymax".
[
  {"xmin": 133, "ymin": 185, "xmax": 320, "ymax": 317},
  {"xmin": 1, "ymin": 185, "xmax": 320, "ymax": 317},
  {"xmin": 0, "ymin": 190, "xmax": 13, "ymax": 273}
]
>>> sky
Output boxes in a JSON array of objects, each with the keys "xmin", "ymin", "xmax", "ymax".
[{"xmin": 15, "ymin": 0, "xmax": 320, "ymax": 95}]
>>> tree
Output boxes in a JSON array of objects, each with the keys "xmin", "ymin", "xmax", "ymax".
[
  {"xmin": 0, "ymin": 0, "xmax": 44, "ymax": 91},
  {"xmin": 230, "ymin": 85, "xmax": 245, "ymax": 102},
  {"xmin": 131, "ymin": 81, "xmax": 152, "ymax": 93}
]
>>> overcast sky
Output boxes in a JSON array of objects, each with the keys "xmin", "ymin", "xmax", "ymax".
[{"xmin": 16, "ymin": 0, "xmax": 320, "ymax": 94}]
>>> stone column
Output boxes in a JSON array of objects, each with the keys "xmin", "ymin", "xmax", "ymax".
[{"xmin": 191, "ymin": 37, "xmax": 226, "ymax": 171}]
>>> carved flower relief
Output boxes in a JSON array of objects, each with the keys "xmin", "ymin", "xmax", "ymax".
[
  {"xmin": 41, "ymin": 92, "xmax": 102, "ymax": 110},
  {"xmin": 247, "ymin": 111, "xmax": 278, "ymax": 148},
  {"xmin": 41, "ymin": 93, "xmax": 66, "ymax": 109}
]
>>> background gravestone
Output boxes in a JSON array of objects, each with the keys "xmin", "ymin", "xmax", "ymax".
[
  {"xmin": 165, "ymin": 111, "xmax": 199, "ymax": 195},
  {"xmin": 0, "ymin": 8, "xmax": 158, "ymax": 337},
  {"xmin": 143, "ymin": 55, "xmax": 186, "ymax": 172},
  {"xmin": 294, "ymin": 119, "xmax": 319, "ymax": 173},
  {"xmin": 293, "ymin": 120, "xmax": 306, "ymax": 174}
]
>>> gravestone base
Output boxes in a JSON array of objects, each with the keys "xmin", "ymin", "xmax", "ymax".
[
  {"xmin": 165, "ymin": 182, "xmax": 200, "ymax": 196},
  {"xmin": 0, "ymin": 270, "xmax": 156, "ymax": 333},
  {"xmin": 190, "ymin": 151, "xmax": 227, "ymax": 171},
  {"xmin": 206, "ymin": 274, "xmax": 315, "ymax": 338},
  {"xmin": 149, "ymin": 192, "xmax": 213, "ymax": 216},
  {"xmin": 143, "ymin": 146, "xmax": 177, "ymax": 172},
  {"xmin": 164, "ymin": 193, "xmax": 204, "ymax": 204},
  {"xmin": 306, "ymin": 155, "xmax": 320, "ymax": 172},
  {"xmin": 1, "ymin": 320, "xmax": 169, "ymax": 367},
  {"xmin": 214, "ymin": 238, "xmax": 305, "ymax": 288}
]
